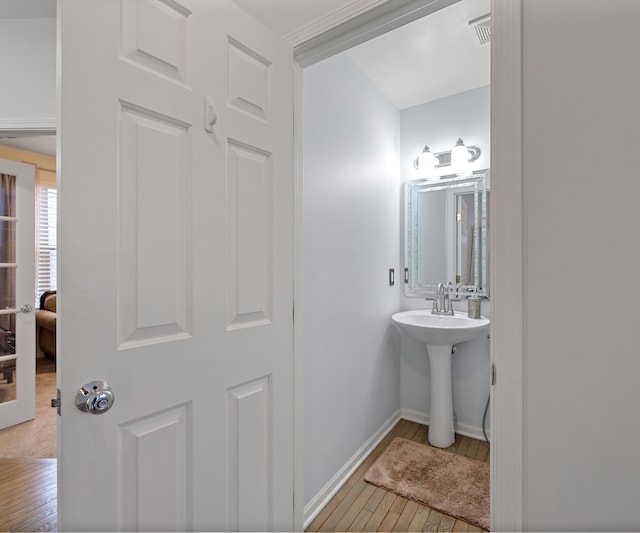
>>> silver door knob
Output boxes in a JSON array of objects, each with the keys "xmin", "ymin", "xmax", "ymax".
[{"xmin": 76, "ymin": 380, "xmax": 115, "ymax": 414}]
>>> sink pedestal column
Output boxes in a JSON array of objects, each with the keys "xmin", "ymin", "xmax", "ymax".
[{"xmin": 426, "ymin": 344, "xmax": 455, "ymax": 448}]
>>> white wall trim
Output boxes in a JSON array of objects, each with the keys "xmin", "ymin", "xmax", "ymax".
[
  {"xmin": 292, "ymin": 61, "xmax": 305, "ymax": 532},
  {"xmin": 490, "ymin": 0, "xmax": 524, "ymax": 530},
  {"xmin": 0, "ymin": 118, "xmax": 56, "ymax": 136},
  {"xmin": 400, "ymin": 408, "xmax": 490, "ymax": 442},
  {"xmin": 303, "ymin": 410, "xmax": 401, "ymax": 529},
  {"xmin": 284, "ymin": 0, "xmax": 388, "ymax": 47}
]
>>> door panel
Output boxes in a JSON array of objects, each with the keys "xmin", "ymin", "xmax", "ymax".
[
  {"xmin": 0, "ymin": 158, "xmax": 35, "ymax": 430},
  {"xmin": 117, "ymin": 102, "xmax": 191, "ymax": 348},
  {"xmin": 118, "ymin": 402, "xmax": 191, "ymax": 531},
  {"xmin": 226, "ymin": 139, "xmax": 273, "ymax": 329},
  {"xmin": 58, "ymin": 1, "xmax": 294, "ymax": 531}
]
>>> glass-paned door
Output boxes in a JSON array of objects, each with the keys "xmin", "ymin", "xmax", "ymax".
[{"xmin": 0, "ymin": 159, "xmax": 35, "ymax": 430}]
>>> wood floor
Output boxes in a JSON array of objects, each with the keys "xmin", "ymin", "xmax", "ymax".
[
  {"xmin": 0, "ymin": 419, "xmax": 487, "ymax": 532},
  {"xmin": 0, "ymin": 458, "xmax": 57, "ymax": 532},
  {"xmin": 306, "ymin": 419, "xmax": 489, "ymax": 533}
]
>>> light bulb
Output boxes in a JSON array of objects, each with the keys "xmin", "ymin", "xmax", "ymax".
[
  {"xmin": 418, "ymin": 145, "xmax": 437, "ymax": 179},
  {"xmin": 450, "ymin": 138, "xmax": 469, "ymax": 173}
]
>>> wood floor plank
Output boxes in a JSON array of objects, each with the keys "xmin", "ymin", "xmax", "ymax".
[
  {"xmin": 347, "ymin": 508, "xmax": 373, "ymax": 532},
  {"xmin": 332, "ymin": 482, "xmax": 377, "ymax": 532},
  {"xmin": 1, "ymin": 486, "xmax": 57, "ymax": 526},
  {"xmin": 0, "ymin": 460, "xmax": 57, "ymax": 533},
  {"xmin": 392, "ymin": 499, "xmax": 420, "ymax": 532},
  {"xmin": 2, "ymin": 481, "xmax": 56, "ymax": 515},
  {"xmin": 8, "ymin": 503, "xmax": 57, "ymax": 533},
  {"xmin": 423, "ymin": 509, "xmax": 444, "ymax": 531},
  {"xmin": 439, "ymin": 514, "xmax": 456, "ymax": 532},
  {"xmin": 363, "ymin": 486, "xmax": 387, "ymax": 513},
  {"xmin": 475, "ymin": 441, "xmax": 490, "ymax": 462},
  {"xmin": 454, "ymin": 436, "xmax": 471, "ymax": 458},
  {"xmin": 406, "ymin": 504, "xmax": 432, "ymax": 531},
  {"xmin": 376, "ymin": 496, "xmax": 407, "ymax": 531},
  {"xmin": 410, "ymin": 424, "xmax": 429, "ymax": 445},
  {"xmin": 320, "ymin": 483, "xmax": 364, "ymax": 531},
  {"xmin": 453, "ymin": 519, "xmax": 471, "ymax": 531},
  {"xmin": 363, "ymin": 491, "xmax": 397, "ymax": 531},
  {"xmin": 0, "ymin": 467, "xmax": 56, "ymax": 500},
  {"xmin": 465, "ymin": 438, "xmax": 480, "ymax": 460},
  {"xmin": 1, "ymin": 474, "xmax": 56, "ymax": 506}
]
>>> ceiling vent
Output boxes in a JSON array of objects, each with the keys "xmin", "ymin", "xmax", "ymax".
[{"xmin": 468, "ymin": 13, "xmax": 491, "ymax": 47}]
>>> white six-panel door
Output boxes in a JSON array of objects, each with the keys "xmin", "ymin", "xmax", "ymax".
[{"xmin": 58, "ymin": 1, "xmax": 294, "ymax": 530}]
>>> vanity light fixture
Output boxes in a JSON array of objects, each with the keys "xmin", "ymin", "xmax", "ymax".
[
  {"xmin": 417, "ymin": 145, "xmax": 438, "ymax": 178},
  {"xmin": 413, "ymin": 138, "xmax": 481, "ymax": 178}
]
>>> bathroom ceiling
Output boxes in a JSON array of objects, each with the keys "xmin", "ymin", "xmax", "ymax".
[
  {"xmin": 345, "ymin": 0, "xmax": 490, "ymax": 109},
  {"xmin": 233, "ymin": 0, "xmax": 490, "ymax": 110}
]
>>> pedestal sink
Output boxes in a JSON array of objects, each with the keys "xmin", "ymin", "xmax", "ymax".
[{"xmin": 392, "ymin": 310, "xmax": 490, "ymax": 448}]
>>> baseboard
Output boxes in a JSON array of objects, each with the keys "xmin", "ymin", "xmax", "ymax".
[
  {"xmin": 303, "ymin": 409, "xmax": 401, "ymax": 528},
  {"xmin": 399, "ymin": 408, "xmax": 429, "ymax": 426},
  {"xmin": 400, "ymin": 408, "xmax": 490, "ymax": 442}
]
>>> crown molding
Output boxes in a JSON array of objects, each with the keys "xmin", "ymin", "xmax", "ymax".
[
  {"xmin": 293, "ymin": 0, "xmax": 458, "ymax": 68},
  {"xmin": 284, "ymin": 0, "xmax": 388, "ymax": 47},
  {"xmin": 0, "ymin": 118, "xmax": 56, "ymax": 136}
]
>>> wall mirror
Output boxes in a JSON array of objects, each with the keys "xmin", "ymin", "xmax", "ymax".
[{"xmin": 404, "ymin": 170, "xmax": 490, "ymax": 298}]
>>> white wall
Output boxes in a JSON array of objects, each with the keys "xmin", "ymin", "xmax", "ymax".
[
  {"xmin": 521, "ymin": 1, "xmax": 640, "ymax": 529},
  {"xmin": 0, "ymin": 18, "xmax": 56, "ymax": 125},
  {"xmin": 399, "ymin": 86, "xmax": 491, "ymax": 435},
  {"xmin": 303, "ymin": 54, "xmax": 402, "ymax": 505}
]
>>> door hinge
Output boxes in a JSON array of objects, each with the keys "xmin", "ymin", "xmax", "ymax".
[
  {"xmin": 51, "ymin": 388, "xmax": 61, "ymax": 416},
  {"xmin": 490, "ymin": 364, "xmax": 496, "ymax": 387}
]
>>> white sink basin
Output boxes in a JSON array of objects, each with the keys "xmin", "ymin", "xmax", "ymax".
[
  {"xmin": 392, "ymin": 310, "xmax": 489, "ymax": 346},
  {"xmin": 392, "ymin": 309, "xmax": 490, "ymax": 448}
]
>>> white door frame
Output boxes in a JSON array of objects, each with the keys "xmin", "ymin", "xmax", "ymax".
[
  {"xmin": 488, "ymin": 1, "xmax": 524, "ymax": 530},
  {"xmin": 291, "ymin": 0, "xmax": 525, "ymax": 530}
]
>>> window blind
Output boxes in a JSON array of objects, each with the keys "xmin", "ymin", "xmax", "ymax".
[{"xmin": 36, "ymin": 184, "xmax": 57, "ymax": 305}]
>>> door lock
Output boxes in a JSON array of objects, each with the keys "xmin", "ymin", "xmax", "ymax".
[{"xmin": 76, "ymin": 380, "xmax": 115, "ymax": 414}]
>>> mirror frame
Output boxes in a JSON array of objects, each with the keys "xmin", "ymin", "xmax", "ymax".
[{"xmin": 403, "ymin": 169, "xmax": 490, "ymax": 298}]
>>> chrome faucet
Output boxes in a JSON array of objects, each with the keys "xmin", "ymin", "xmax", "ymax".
[{"xmin": 431, "ymin": 282, "xmax": 454, "ymax": 316}]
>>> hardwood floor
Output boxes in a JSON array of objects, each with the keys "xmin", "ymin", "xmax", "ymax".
[
  {"xmin": 0, "ymin": 420, "xmax": 487, "ymax": 532},
  {"xmin": 0, "ymin": 458, "xmax": 57, "ymax": 532},
  {"xmin": 0, "ymin": 358, "xmax": 57, "ymax": 532},
  {"xmin": 306, "ymin": 420, "xmax": 489, "ymax": 533}
]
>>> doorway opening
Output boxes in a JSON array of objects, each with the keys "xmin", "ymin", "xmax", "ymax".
[
  {"xmin": 297, "ymin": 0, "xmax": 491, "ymax": 529},
  {"xmin": 0, "ymin": 137, "xmax": 57, "ymax": 453},
  {"xmin": 0, "ymin": 135, "xmax": 58, "ymax": 532}
]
